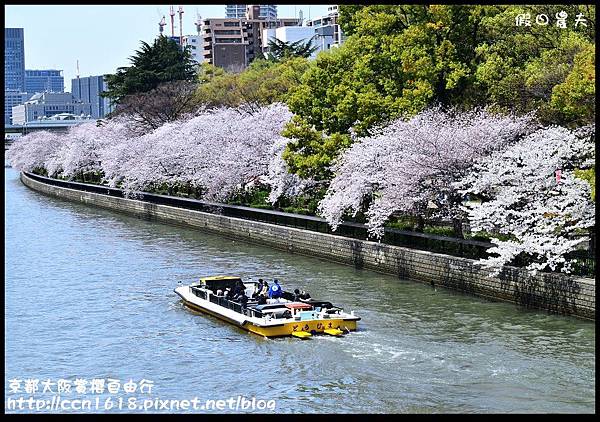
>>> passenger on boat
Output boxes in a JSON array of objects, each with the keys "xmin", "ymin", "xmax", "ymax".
[
  {"xmin": 239, "ymin": 292, "xmax": 249, "ymax": 308},
  {"xmin": 257, "ymin": 295, "xmax": 267, "ymax": 305},
  {"xmin": 216, "ymin": 289, "xmax": 223, "ymax": 296},
  {"xmin": 268, "ymin": 279, "xmax": 283, "ymax": 299},
  {"xmin": 259, "ymin": 281, "xmax": 269, "ymax": 298},
  {"xmin": 232, "ymin": 280, "xmax": 245, "ymax": 300},
  {"xmin": 256, "ymin": 278, "xmax": 265, "ymax": 295},
  {"xmin": 300, "ymin": 290, "xmax": 311, "ymax": 300},
  {"xmin": 293, "ymin": 289, "xmax": 301, "ymax": 301}
]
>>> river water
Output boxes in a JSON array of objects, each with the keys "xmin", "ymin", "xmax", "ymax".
[{"xmin": 4, "ymin": 167, "xmax": 595, "ymax": 413}]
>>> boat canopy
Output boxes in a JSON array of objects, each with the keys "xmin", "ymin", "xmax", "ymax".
[{"xmin": 201, "ymin": 275, "xmax": 243, "ymax": 291}]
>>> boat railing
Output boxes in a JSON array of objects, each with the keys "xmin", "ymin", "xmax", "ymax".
[
  {"xmin": 207, "ymin": 292, "xmax": 244, "ymax": 314},
  {"xmin": 190, "ymin": 286, "xmax": 207, "ymax": 300}
]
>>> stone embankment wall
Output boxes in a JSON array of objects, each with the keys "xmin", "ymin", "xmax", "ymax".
[{"xmin": 21, "ymin": 172, "xmax": 595, "ymax": 321}]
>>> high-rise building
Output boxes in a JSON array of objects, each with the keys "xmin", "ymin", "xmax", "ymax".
[
  {"xmin": 226, "ymin": 4, "xmax": 277, "ymax": 20},
  {"xmin": 71, "ymin": 75, "xmax": 114, "ymax": 119},
  {"xmin": 5, "ymin": 28, "xmax": 27, "ymax": 125},
  {"xmin": 25, "ymin": 69, "xmax": 65, "ymax": 93},
  {"xmin": 5, "ymin": 28, "xmax": 25, "ymax": 91}
]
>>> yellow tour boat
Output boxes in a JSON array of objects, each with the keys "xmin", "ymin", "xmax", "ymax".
[{"xmin": 174, "ymin": 275, "xmax": 360, "ymax": 338}]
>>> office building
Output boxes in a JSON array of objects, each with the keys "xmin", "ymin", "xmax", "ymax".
[
  {"xmin": 5, "ymin": 28, "xmax": 25, "ymax": 90},
  {"xmin": 71, "ymin": 75, "xmax": 114, "ymax": 119},
  {"xmin": 25, "ymin": 69, "xmax": 65, "ymax": 93},
  {"xmin": 11, "ymin": 92, "xmax": 92, "ymax": 125},
  {"xmin": 5, "ymin": 28, "xmax": 26, "ymax": 125},
  {"xmin": 226, "ymin": 4, "xmax": 277, "ymax": 20}
]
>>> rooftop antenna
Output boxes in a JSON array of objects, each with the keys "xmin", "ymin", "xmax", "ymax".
[
  {"xmin": 298, "ymin": 9, "xmax": 303, "ymax": 26},
  {"xmin": 159, "ymin": 16, "xmax": 167, "ymax": 35},
  {"xmin": 76, "ymin": 60, "xmax": 80, "ymax": 78},
  {"xmin": 178, "ymin": 6, "xmax": 184, "ymax": 45},
  {"xmin": 170, "ymin": 5, "xmax": 176, "ymax": 37}
]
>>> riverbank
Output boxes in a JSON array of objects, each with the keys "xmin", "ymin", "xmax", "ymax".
[{"xmin": 20, "ymin": 171, "xmax": 595, "ymax": 321}]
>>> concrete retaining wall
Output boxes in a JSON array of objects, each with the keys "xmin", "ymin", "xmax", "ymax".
[{"xmin": 21, "ymin": 172, "xmax": 595, "ymax": 321}]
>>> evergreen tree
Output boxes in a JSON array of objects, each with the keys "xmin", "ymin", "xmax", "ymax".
[
  {"xmin": 103, "ymin": 36, "xmax": 197, "ymax": 104},
  {"xmin": 266, "ymin": 37, "xmax": 318, "ymax": 61}
]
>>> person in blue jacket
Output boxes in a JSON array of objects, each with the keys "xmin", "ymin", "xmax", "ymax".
[{"xmin": 268, "ymin": 279, "xmax": 283, "ymax": 299}]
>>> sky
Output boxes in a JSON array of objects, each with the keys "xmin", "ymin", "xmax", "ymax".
[{"xmin": 5, "ymin": 4, "xmax": 331, "ymax": 91}]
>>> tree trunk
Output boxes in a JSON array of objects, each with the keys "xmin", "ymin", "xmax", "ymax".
[
  {"xmin": 414, "ymin": 215, "xmax": 425, "ymax": 232},
  {"xmin": 452, "ymin": 218, "xmax": 464, "ymax": 239}
]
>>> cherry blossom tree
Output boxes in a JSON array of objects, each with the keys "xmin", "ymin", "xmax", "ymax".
[
  {"xmin": 456, "ymin": 125, "xmax": 595, "ymax": 274},
  {"xmin": 6, "ymin": 130, "xmax": 63, "ymax": 175},
  {"xmin": 7, "ymin": 118, "xmax": 136, "ymax": 183},
  {"xmin": 318, "ymin": 106, "xmax": 534, "ymax": 237},
  {"xmin": 109, "ymin": 103, "xmax": 293, "ymax": 199},
  {"xmin": 8, "ymin": 104, "xmax": 294, "ymax": 202},
  {"xmin": 263, "ymin": 137, "xmax": 315, "ymax": 205}
]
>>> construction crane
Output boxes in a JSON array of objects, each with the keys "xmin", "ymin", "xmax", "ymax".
[
  {"xmin": 177, "ymin": 6, "xmax": 184, "ymax": 45},
  {"xmin": 170, "ymin": 5, "xmax": 176, "ymax": 37},
  {"xmin": 158, "ymin": 16, "xmax": 166, "ymax": 35}
]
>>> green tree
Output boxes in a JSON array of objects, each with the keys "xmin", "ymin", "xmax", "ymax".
[
  {"xmin": 283, "ymin": 5, "xmax": 494, "ymax": 180},
  {"xmin": 103, "ymin": 36, "xmax": 197, "ymax": 104},
  {"xmin": 195, "ymin": 58, "xmax": 310, "ymax": 112},
  {"xmin": 474, "ymin": 5, "xmax": 595, "ymax": 125},
  {"xmin": 550, "ymin": 43, "xmax": 595, "ymax": 125}
]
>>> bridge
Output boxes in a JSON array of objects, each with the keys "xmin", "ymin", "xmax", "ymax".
[
  {"xmin": 5, "ymin": 121, "xmax": 89, "ymax": 134},
  {"xmin": 5, "ymin": 120, "xmax": 98, "ymax": 149}
]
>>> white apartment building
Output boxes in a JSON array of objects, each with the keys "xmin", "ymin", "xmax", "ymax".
[{"xmin": 182, "ymin": 35, "xmax": 204, "ymax": 64}]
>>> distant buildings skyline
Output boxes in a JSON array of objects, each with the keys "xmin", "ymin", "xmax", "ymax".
[
  {"xmin": 5, "ymin": 5, "xmax": 336, "ymax": 124},
  {"xmin": 5, "ymin": 27, "xmax": 114, "ymax": 125}
]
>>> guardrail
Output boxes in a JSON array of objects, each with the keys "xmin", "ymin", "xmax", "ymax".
[{"xmin": 24, "ymin": 172, "xmax": 595, "ymax": 277}]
